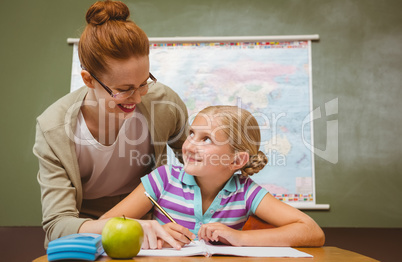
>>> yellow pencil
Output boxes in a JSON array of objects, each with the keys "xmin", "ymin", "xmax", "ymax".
[{"xmin": 144, "ymin": 191, "xmax": 193, "ymax": 242}]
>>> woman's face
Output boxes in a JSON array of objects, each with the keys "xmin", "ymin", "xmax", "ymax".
[{"xmin": 89, "ymin": 55, "xmax": 150, "ymax": 119}]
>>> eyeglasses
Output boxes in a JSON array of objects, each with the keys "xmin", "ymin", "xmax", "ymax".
[{"xmin": 82, "ymin": 66, "xmax": 157, "ymax": 100}]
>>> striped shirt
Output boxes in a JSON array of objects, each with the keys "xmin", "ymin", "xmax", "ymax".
[{"xmin": 141, "ymin": 165, "xmax": 268, "ymax": 235}]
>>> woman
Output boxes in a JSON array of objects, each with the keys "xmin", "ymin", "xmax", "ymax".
[{"xmin": 33, "ymin": 0, "xmax": 189, "ymax": 249}]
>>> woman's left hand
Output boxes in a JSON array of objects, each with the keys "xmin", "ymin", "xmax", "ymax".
[{"xmin": 198, "ymin": 222, "xmax": 242, "ymax": 246}]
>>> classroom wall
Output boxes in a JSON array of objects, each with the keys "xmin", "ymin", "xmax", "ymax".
[{"xmin": 0, "ymin": 0, "xmax": 401, "ymax": 227}]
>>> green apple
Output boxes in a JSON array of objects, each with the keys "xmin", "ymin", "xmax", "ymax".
[{"xmin": 101, "ymin": 216, "xmax": 144, "ymax": 258}]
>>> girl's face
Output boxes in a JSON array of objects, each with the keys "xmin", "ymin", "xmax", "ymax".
[
  {"xmin": 182, "ymin": 114, "xmax": 235, "ymax": 178},
  {"xmin": 88, "ymin": 55, "xmax": 150, "ymax": 119}
]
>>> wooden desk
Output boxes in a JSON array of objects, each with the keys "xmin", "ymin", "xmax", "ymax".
[{"xmin": 33, "ymin": 247, "xmax": 379, "ymax": 262}]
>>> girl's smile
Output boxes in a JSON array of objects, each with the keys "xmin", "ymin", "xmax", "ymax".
[{"xmin": 184, "ymin": 153, "xmax": 204, "ymax": 164}]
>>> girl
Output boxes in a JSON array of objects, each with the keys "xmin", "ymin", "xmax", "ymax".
[{"xmin": 102, "ymin": 106, "xmax": 325, "ymax": 247}]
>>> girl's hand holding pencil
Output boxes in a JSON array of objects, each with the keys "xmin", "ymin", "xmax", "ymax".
[{"xmin": 144, "ymin": 192, "xmax": 196, "ymax": 247}]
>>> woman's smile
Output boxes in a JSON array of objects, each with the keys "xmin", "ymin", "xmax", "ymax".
[{"xmin": 118, "ymin": 103, "xmax": 136, "ymax": 113}]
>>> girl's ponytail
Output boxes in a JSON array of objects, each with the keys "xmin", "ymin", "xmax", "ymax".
[{"xmin": 241, "ymin": 151, "xmax": 268, "ymax": 177}]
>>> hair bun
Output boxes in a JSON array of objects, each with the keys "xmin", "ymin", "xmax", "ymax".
[
  {"xmin": 241, "ymin": 151, "xmax": 268, "ymax": 177},
  {"xmin": 86, "ymin": 0, "xmax": 130, "ymax": 25}
]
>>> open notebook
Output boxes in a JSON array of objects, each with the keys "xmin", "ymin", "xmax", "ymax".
[{"xmin": 128, "ymin": 240, "xmax": 313, "ymax": 258}]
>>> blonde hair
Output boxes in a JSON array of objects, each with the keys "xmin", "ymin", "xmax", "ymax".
[
  {"xmin": 199, "ymin": 106, "xmax": 268, "ymax": 177},
  {"xmin": 78, "ymin": 0, "xmax": 149, "ymax": 75}
]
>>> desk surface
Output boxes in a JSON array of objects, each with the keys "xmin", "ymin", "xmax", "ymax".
[{"xmin": 33, "ymin": 247, "xmax": 379, "ymax": 262}]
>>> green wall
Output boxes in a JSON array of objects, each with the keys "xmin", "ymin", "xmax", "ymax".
[{"xmin": 1, "ymin": 0, "xmax": 401, "ymax": 227}]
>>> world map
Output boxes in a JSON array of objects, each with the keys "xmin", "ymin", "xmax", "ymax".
[{"xmin": 149, "ymin": 41, "xmax": 315, "ymax": 205}]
